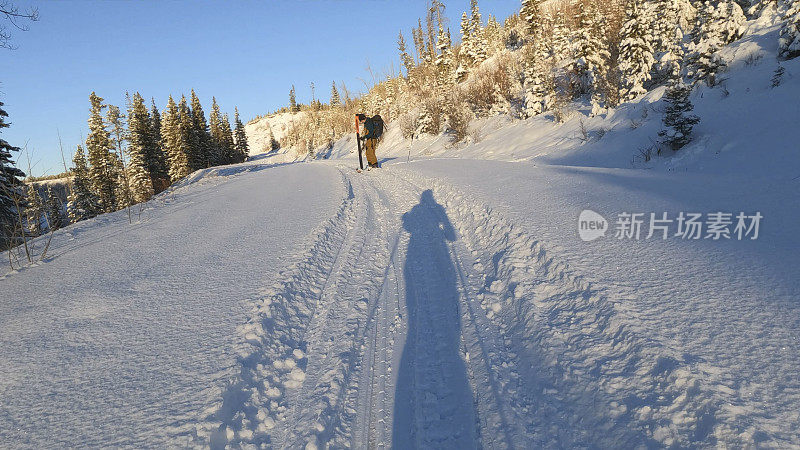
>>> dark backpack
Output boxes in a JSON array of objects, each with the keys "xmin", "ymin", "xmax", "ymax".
[{"xmin": 365, "ymin": 115, "xmax": 384, "ymax": 139}]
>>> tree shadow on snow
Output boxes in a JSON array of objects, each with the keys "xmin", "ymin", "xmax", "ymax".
[{"xmin": 392, "ymin": 190, "xmax": 476, "ymax": 448}]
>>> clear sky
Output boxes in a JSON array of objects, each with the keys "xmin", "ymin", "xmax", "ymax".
[{"xmin": 1, "ymin": 0, "xmax": 520, "ymax": 177}]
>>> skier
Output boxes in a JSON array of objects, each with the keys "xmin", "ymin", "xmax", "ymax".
[{"xmin": 357, "ymin": 114, "xmax": 384, "ymax": 169}]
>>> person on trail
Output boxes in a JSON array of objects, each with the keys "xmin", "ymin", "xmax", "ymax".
[{"xmin": 358, "ymin": 114, "xmax": 384, "ymax": 168}]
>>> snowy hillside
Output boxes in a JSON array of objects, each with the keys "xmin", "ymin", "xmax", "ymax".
[{"xmin": 245, "ymin": 112, "xmax": 305, "ymax": 157}]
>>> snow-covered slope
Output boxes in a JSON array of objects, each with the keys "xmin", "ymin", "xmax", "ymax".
[
  {"xmin": 2, "ymin": 153, "xmax": 797, "ymax": 447},
  {"xmin": 323, "ymin": 10, "xmax": 799, "ymax": 178},
  {"xmin": 245, "ymin": 111, "xmax": 305, "ymax": 158}
]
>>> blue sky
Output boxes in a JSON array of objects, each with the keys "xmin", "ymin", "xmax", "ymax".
[{"xmin": 1, "ymin": 0, "xmax": 520, "ymax": 177}]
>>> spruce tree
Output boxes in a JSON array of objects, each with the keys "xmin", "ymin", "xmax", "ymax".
[
  {"xmin": 521, "ymin": 0, "xmax": 543, "ymax": 37},
  {"xmin": 330, "ymin": 82, "xmax": 341, "ymax": 107},
  {"xmin": 618, "ymin": 0, "xmax": 655, "ymax": 102},
  {"xmin": 67, "ymin": 145, "xmax": 99, "ymax": 222},
  {"xmin": 45, "ymin": 185, "xmax": 63, "ymax": 231},
  {"xmin": 162, "ymin": 95, "xmax": 192, "ymax": 181},
  {"xmin": 85, "ymin": 92, "xmax": 118, "ymax": 213},
  {"xmin": 779, "ymin": 0, "xmax": 800, "ymax": 60},
  {"xmin": 147, "ymin": 98, "xmax": 169, "ymax": 188},
  {"xmin": 459, "ymin": 11, "xmax": 473, "ymax": 67},
  {"xmin": 25, "ymin": 184, "xmax": 42, "ymax": 236},
  {"xmin": 126, "ymin": 93, "xmax": 155, "ymax": 203},
  {"xmin": 107, "ymin": 103, "xmax": 133, "ymax": 211},
  {"xmin": 289, "ymin": 85, "xmax": 298, "ymax": 112},
  {"xmin": 523, "ymin": 27, "xmax": 553, "ymax": 117},
  {"xmin": 0, "ymin": 100, "xmax": 25, "ymax": 242},
  {"xmin": 189, "ymin": 89, "xmax": 213, "ymax": 169},
  {"xmin": 208, "ymin": 96, "xmax": 225, "ymax": 164},
  {"xmin": 435, "ymin": 24, "xmax": 454, "ymax": 89},
  {"xmin": 233, "ymin": 108, "xmax": 249, "ymax": 162},
  {"xmin": 572, "ymin": 2, "xmax": 611, "ymax": 114},
  {"xmin": 220, "ymin": 113, "xmax": 236, "ymax": 163},
  {"xmin": 658, "ymin": 78, "xmax": 700, "ymax": 151},
  {"xmin": 398, "ymin": 31, "xmax": 415, "ymax": 76},
  {"xmin": 470, "ymin": 3, "xmax": 488, "ymax": 63}
]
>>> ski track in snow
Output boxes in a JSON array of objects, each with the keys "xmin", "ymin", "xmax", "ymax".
[{"xmin": 188, "ymin": 161, "xmax": 790, "ymax": 449}]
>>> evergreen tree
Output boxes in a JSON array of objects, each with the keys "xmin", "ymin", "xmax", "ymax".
[
  {"xmin": 658, "ymin": 78, "xmax": 700, "ymax": 151},
  {"xmin": 24, "ymin": 184, "xmax": 42, "ymax": 236},
  {"xmin": 779, "ymin": 0, "xmax": 800, "ymax": 60},
  {"xmin": 289, "ymin": 85, "xmax": 298, "ymax": 112},
  {"xmin": 0, "ymin": 100, "xmax": 25, "ymax": 242},
  {"xmin": 85, "ymin": 92, "xmax": 118, "ymax": 213},
  {"xmin": 523, "ymin": 26, "xmax": 553, "ymax": 117},
  {"xmin": 106, "ymin": 103, "xmax": 133, "ymax": 210},
  {"xmin": 189, "ymin": 89, "xmax": 213, "ymax": 169},
  {"xmin": 147, "ymin": 98, "xmax": 169, "ymax": 188},
  {"xmin": 233, "ymin": 107, "xmax": 249, "ymax": 162},
  {"xmin": 126, "ymin": 93, "xmax": 156, "ymax": 203},
  {"xmin": 267, "ymin": 125, "xmax": 279, "ymax": 152},
  {"xmin": 330, "ymin": 82, "xmax": 341, "ymax": 107},
  {"xmin": 618, "ymin": 0, "xmax": 656, "ymax": 101},
  {"xmin": 571, "ymin": 2, "xmax": 611, "ymax": 114},
  {"xmin": 162, "ymin": 95, "xmax": 192, "ymax": 181},
  {"xmin": 220, "ymin": 113, "xmax": 236, "ymax": 163},
  {"xmin": 45, "ymin": 185, "xmax": 63, "ymax": 231},
  {"xmin": 521, "ymin": 0, "xmax": 543, "ymax": 36},
  {"xmin": 67, "ymin": 145, "xmax": 98, "ymax": 222},
  {"xmin": 435, "ymin": 24, "xmax": 454, "ymax": 88},
  {"xmin": 209, "ymin": 96, "xmax": 225, "ymax": 164},
  {"xmin": 398, "ymin": 30, "xmax": 414, "ymax": 76},
  {"xmin": 412, "ymin": 19, "xmax": 426, "ymax": 62},
  {"xmin": 649, "ymin": 0, "xmax": 685, "ymax": 84},
  {"xmin": 470, "ymin": 5, "xmax": 489, "ymax": 63},
  {"xmin": 551, "ymin": 9, "xmax": 571, "ymax": 61},
  {"xmin": 459, "ymin": 11, "xmax": 473, "ymax": 67}
]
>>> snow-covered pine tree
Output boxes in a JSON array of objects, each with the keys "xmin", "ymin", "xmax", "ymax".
[
  {"xmin": 24, "ymin": 184, "xmax": 42, "ymax": 236},
  {"xmin": 330, "ymin": 82, "xmax": 341, "ymax": 107},
  {"xmin": 398, "ymin": 31, "xmax": 415, "ymax": 76},
  {"xmin": 523, "ymin": 23, "xmax": 553, "ymax": 117},
  {"xmin": 189, "ymin": 89, "xmax": 213, "ymax": 170},
  {"xmin": 106, "ymin": 103, "xmax": 131, "ymax": 211},
  {"xmin": 85, "ymin": 92, "xmax": 118, "ymax": 213},
  {"xmin": 220, "ymin": 113, "xmax": 236, "ymax": 163},
  {"xmin": 521, "ymin": 0, "xmax": 543, "ymax": 37},
  {"xmin": 413, "ymin": 19, "xmax": 426, "ymax": 63},
  {"xmin": 435, "ymin": 24, "xmax": 455, "ymax": 89},
  {"xmin": 147, "ymin": 98, "xmax": 169, "ymax": 190},
  {"xmin": 267, "ymin": 125, "xmax": 279, "ymax": 152},
  {"xmin": 779, "ymin": 0, "xmax": 800, "ymax": 60},
  {"xmin": 45, "ymin": 185, "xmax": 63, "ymax": 231},
  {"xmin": 551, "ymin": 8, "xmax": 571, "ymax": 62},
  {"xmin": 649, "ymin": 0, "xmax": 685, "ymax": 84},
  {"xmin": 209, "ymin": 96, "xmax": 225, "ymax": 164},
  {"xmin": 162, "ymin": 95, "xmax": 192, "ymax": 181},
  {"xmin": 483, "ymin": 15, "xmax": 502, "ymax": 55},
  {"xmin": 618, "ymin": 0, "xmax": 656, "ymax": 102},
  {"xmin": 572, "ymin": 1, "xmax": 611, "ymax": 114},
  {"xmin": 126, "ymin": 93, "xmax": 155, "ymax": 203},
  {"xmin": 0, "ymin": 100, "xmax": 25, "ymax": 243},
  {"xmin": 67, "ymin": 145, "xmax": 98, "ymax": 223},
  {"xmin": 658, "ymin": 77, "xmax": 700, "ymax": 151},
  {"xmin": 289, "ymin": 85, "xmax": 298, "ymax": 112},
  {"xmin": 470, "ymin": 2, "xmax": 488, "ymax": 64},
  {"xmin": 233, "ymin": 108, "xmax": 249, "ymax": 162}
]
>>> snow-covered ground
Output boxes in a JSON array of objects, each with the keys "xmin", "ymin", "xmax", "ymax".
[
  {"xmin": 2, "ymin": 7, "xmax": 799, "ymax": 449},
  {"xmin": 2, "ymin": 154, "xmax": 797, "ymax": 447}
]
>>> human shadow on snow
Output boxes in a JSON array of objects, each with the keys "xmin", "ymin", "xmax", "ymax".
[{"xmin": 392, "ymin": 190, "xmax": 476, "ymax": 448}]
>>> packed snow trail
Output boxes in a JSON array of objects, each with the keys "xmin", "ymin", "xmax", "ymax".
[{"xmin": 213, "ymin": 162, "xmax": 771, "ymax": 449}]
